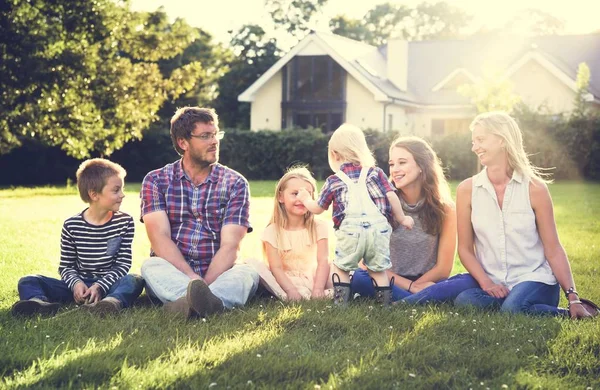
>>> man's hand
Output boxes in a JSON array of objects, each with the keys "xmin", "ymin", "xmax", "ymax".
[{"xmin": 72, "ymin": 282, "xmax": 88, "ymax": 304}]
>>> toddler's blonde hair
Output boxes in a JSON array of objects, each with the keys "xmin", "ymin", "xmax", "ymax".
[{"xmin": 328, "ymin": 123, "xmax": 375, "ymax": 171}]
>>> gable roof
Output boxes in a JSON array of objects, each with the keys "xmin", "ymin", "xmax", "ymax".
[{"xmin": 238, "ymin": 31, "xmax": 600, "ymax": 107}]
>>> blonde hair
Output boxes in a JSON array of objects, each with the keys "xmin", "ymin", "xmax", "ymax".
[
  {"xmin": 389, "ymin": 136, "xmax": 452, "ymax": 235},
  {"xmin": 470, "ymin": 111, "xmax": 552, "ymax": 183},
  {"xmin": 328, "ymin": 123, "xmax": 376, "ymax": 170},
  {"xmin": 267, "ymin": 166, "xmax": 318, "ymax": 256},
  {"xmin": 76, "ymin": 158, "xmax": 126, "ymax": 203}
]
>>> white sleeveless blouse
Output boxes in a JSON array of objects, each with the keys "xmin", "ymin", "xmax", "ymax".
[{"xmin": 471, "ymin": 168, "xmax": 556, "ymax": 289}]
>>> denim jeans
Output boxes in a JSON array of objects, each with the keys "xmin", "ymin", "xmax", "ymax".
[
  {"xmin": 351, "ymin": 270, "xmax": 479, "ymax": 304},
  {"xmin": 454, "ymin": 280, "xmax": 567, "ymax": 316},
  {"xmin": 141, "ymin": 257, "xmax": 259, "ymax": 309},
  {"xmin": 17, "ymin": 274, "xmax": 145, "ymax": 308}
]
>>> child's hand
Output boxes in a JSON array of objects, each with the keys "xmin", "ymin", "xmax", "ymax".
[
  {"xmin": 400, "ymin": 215, "xmax": 414, "ymax": 230},
  {"xmin": 82, "ymin": 284, "xmax": 103, "ymax": 304},
  {"xmin": 296, "ymin": 188, "xmax": 310, "ymax": 203},
  {"xmin": 286, "ymin": 290, "xmax": 303, "ymax": 302},
  {"xmin": 73, "ymin": 282, "xmax": 88, "ymax": 304},
  {"xmin": 311, "ymin": 288, "xmax": 325, "ymax": 299}
]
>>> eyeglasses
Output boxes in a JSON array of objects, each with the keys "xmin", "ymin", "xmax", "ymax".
[{"xmin": 189, "ymin": 131, "xmax": 225, "ymax": 141}]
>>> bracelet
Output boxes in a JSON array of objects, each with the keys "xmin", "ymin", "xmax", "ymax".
[
  {"xmin": 408, "ymin": 281, "xmax": 414, "ymax": 293},
  {"xmin": 564, "ymin": 287, "xmax": 578, "ymax": 299},
  {"xmin": 568, "ymin": 299, "xmax": 582, "ymax": 308}
]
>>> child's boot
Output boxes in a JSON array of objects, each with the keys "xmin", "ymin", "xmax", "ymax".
[
  {"xmin": 373, "ymin": 277, "xmax": 394, "ymax": 308},
  {"xmin": 82, "ymin": 297, "xmax": 122, "ymax": 316},
  {"xmin": 332, "ymin": 273, "xmax": 351, "ymax": 306},
  {"xmin": 11, "ymin": 298, "xmax": 60, "ymax": 317}
]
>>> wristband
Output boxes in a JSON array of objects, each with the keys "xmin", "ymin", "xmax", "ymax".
[
  {"xmin": 408, "ymin": 281, "xmax": 414, "ymax": 293},
  {"xmin": 564, "ymin": 287, "xmax": 578, "ymax": 299}
]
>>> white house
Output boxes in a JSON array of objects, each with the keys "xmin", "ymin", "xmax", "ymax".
[{"xmin": 238, "ymin": 31, "xmax": 600, "ymax": 137}]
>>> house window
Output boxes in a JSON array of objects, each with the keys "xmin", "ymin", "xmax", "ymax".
[
  {"xmin": 282, "ymin": 55, "xmax": 346, "ymax": 133},
  {"xmin": 431, "ymin": 118, "xmax": 471, "ymax": 136}
]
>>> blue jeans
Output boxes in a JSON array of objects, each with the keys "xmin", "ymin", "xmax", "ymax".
[
  {"xmin": 351, "ymin": 270, "xmax": 479, "ymax": 304},
  {"xmin": 17, "ymin": 274, "xmax": 145, "ymax": 308},
  {"xmin": 141, "ymin": 257, "xmax": 259, "ymax": 309},
  {"xmin": 454, "ymin": 281, "xmax": 567, "ymax": 316}
]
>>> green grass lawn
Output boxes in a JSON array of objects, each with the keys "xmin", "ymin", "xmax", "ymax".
[{"xmin": 1, "ymin": 182, "xmax": 599, "ymax": 389}]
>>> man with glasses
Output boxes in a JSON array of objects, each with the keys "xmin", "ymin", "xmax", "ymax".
[{"xmin": 140, "ymin": 107, "xmax": 259, "ymax": 318}]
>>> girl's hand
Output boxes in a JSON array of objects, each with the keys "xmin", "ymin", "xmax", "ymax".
[
  {"xmin": 569, "ymin": 303, "xmax": 592, "ymax": 319},
  {"xmin": 82, "ymin": 284, "xmax": 103, "ymax": 304},
  {"xmin": 400, "ymin": 216, "xmax": 414, "ymax": 230},
  {"xmin": 311, "ymin": 288, "xmax": 325, "ymax": 299},
  {"xmin": 72, "ymin": 282, "xmax": 88, "ymax": 304},
  {"xmin": 482, "ymin": 281, "xmax": 509, "ymax": 299},
  {"xmin": 286, "ymin": 290, "xmax": 303, "ymax": 302},
  {"xmin": 410, "ymin": 281, "xmax": 435, "ymax": 293}
]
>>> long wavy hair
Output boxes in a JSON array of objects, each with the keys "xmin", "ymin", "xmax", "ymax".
[
  {"xmin": 268, "ymin": 166, "xmax": 318, "ymax": 256},
  {"xmin": 389, "ymin": 136, "xmax": 453, "ymax": 236},
  {"xmin": 470, "ymin": 111, "xmax": 552, "ymax": 183}
]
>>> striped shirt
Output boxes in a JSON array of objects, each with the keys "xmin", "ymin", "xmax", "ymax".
[
  {"xmin": 318, "ymin": 163, "xmax": 395, "ymax": 228},
  {"xmin": 140, "ymin": 160, "xmax": 251, "ymax": 276},
  {"xmin": 59, "ymin": 210, "xmax": 134, "ymax": 293}
]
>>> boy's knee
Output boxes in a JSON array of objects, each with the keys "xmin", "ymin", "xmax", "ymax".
[{"xmin": 18, "ymin": 275, "xmax": 40, "ymax": 287}]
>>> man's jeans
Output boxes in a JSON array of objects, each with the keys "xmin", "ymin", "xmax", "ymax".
[
  {"xmin": 141, "ymin": 257, "xmax": 259, "ymax": 309},
  {"xmin": 17, "ymin": 274, "xmax": 145, "ymax": 308},
  {"xmin": 351, "ymin": 269, "xmax": 479, "ymax": 304},
  {"xmin": 455, "ymin": 280, "xmax": 567, "ymax": 316}
]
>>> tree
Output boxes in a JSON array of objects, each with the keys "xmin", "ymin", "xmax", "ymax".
[
  {"xmin": 572, "ymin": 62, "xmax": 592, "ymax": 118},
  {"xmin": 330, "ymin": 1, "xmax": 471, "ymax": 46},
  {"xmin": 0, "ymin": 0, "xmax": 202, "ymax": 157},
  {"xmin": 213, "ymin": 25, "xmax": 281, "ymax": 129},
  {"xmin": 458, "ymin": 69, "xmax": 521, "ymax": 113},
  {"xmin": 265, "ymin": 0, "xmax": 329, "ymax": 42},
  {"xmin": 503, "ymin": 9, "xmax": 565, "ymax": 36}
]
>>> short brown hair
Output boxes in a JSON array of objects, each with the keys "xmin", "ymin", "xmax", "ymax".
[
  {"xmin": 76, "ymin": 158, "xmax": 127, "ymax": 203},
  {"xmin": 170, "ymin": 107, "xmax": 219, "ymax": 155}
]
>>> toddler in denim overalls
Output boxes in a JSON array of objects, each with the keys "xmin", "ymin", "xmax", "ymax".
[{"xmin": 297, "ymin": 124, "xmax": 413, "ymax": 306}]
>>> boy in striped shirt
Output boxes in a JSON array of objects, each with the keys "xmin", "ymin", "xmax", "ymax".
[{"xmin": 12, "ymin": 159, "xmax": 144, "ymax": 316}]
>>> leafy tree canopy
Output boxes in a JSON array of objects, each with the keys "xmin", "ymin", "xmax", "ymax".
[
  {"xmin": 330, "ymin": 1, "xmax": 471, "ymax": 45},
  {"xmin": 214, "ymin": 24, "xmax": 281, "ymax": 129},
  {"xmin": 0, "ymin": 0, "xmax": 202, "ymax": 157}
]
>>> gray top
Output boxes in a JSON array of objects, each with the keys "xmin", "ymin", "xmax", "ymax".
[{"xmin": 389, "ymin": 198, "xmax": 439, "ymax": 279}]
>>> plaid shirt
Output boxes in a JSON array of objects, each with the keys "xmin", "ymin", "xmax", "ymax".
[
  {"xmin": 140, "ymin": 160, "xmax": 251, "ymax": 277},
  {"xmin": 318, "ymin": 163, "xmax": 395, "ymax": 228}
]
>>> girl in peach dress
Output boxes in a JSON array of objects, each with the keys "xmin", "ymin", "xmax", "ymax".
[{"xmin": 247, "ymin": 167, "xmax": 331, "ymax": 301}]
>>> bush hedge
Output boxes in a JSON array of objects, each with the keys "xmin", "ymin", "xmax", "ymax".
[{"xmin": 1, "ymin": 115, "xmax": 599, "ymax": 185}]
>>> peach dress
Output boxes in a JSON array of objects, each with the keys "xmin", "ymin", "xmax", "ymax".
[{"xmin": 249, "ymin": 219, "xmax": 328, "ymax": 300}]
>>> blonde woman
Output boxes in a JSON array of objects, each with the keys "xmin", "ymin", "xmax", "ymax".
[
  {"xmin": 454, "ymin": 111, "xmax": 599, "ymax": 318},
  {"xmin": 297, "ymin": 124, "xmax": 414, "ymax": 306},
  {"xmin": 247, "ymin": 167, "xmax": 330, "ymax": 301}
]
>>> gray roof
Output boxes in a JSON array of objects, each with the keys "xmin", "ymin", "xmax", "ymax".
[{"xmin": 317, "ymin": 32, "xmax": 600, "ymax": 106}]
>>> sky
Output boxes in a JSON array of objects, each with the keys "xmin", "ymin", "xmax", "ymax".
[{"xmin": 130, "ymin": 0, "xmax": 599, "ymax": 45}]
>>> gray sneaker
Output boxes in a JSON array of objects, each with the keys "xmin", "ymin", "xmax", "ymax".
[
  {"xmin": 11, "ymin": 298, "xmax": 60, "ymax": 317},
  {"xmin": 186, "ymin": 279, "xmax": 225, "ymax": 317}
]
